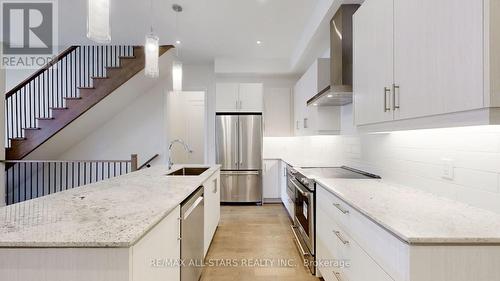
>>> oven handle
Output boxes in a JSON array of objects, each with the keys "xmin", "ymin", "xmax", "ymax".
[
  {"xmin": 291, "ymin": 226, "xmax": 310, "ymax": 257},
  {"xmin": 290, "ymin": 178, "xmax": 310, "ymax": 197}
]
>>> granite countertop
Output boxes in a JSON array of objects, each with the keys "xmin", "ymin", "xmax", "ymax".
[
  {"xmin": 315, "ymin": 178, "xmax": 500, "ymax": 245},
  {"xmin": 0, "ymin": 164, "xmax": 220, "ymax": 248}
]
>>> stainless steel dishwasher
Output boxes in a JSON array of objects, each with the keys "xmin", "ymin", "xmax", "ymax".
[{"xmin": 180, "ymin": 187, "xmax": 204, "ymax": 281}]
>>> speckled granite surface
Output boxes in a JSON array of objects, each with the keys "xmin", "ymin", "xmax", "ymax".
[
  {"xmin": 316, "ymin": 178, "xmax": 500, "ymax": 244},
  {"xmin": 0, "ymin": 165, "xmax": 220, "ymax": 248}
]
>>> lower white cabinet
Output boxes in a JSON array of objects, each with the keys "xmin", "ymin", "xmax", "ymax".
[
  {"xmin": 203, "ymin": 171, "xmax": 221, "ymax": 256},
  {"xmin": 279, "ymin": 161, "xmax": 294, "ymax": 219},
  {"xmin": 263, "ymin": 160, "xmax": 281, "ymax": 202},
  {"xmin": 316, "ymin": 184, "xmax": 500, "ymax": 281}
]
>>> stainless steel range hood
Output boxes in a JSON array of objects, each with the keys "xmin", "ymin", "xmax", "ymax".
[{"xmin": 307, "ymin": 4, "xmax": 360, "ymax": 107}]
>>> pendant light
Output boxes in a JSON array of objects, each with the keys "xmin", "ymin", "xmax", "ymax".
[
  {"xmin": 87, "ymin": 0, "xmax": 111, "ymax": 43},
  {"xmin": 172, "ymin": 4, "xmax": 183, "ymax": 92},
  {"xmin": 145, "ymin": 0, "xmax": 159, "ymax": 78}
]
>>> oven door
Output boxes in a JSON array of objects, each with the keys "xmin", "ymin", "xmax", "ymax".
[{"xmin": 291, "ymin": 178, "xmax": 314, "ymax": 253}]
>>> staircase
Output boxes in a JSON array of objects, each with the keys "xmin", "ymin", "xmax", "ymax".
[{"xmin": 5, "ymin": 45, "xmax": 173, "ymax": 160}]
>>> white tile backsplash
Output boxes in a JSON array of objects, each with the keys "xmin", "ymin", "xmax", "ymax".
[{"xmin": 264, "ymin": 125, "xmax": 500, "ymax": 214}]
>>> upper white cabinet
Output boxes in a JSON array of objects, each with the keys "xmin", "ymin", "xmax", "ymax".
[
  {"xmin": 263, "ymin": 88, "xmax": 293, "ymax": 137},
  {"xmin": 294, "ymin": 59, "xmax": 341, "ymax": 135},
  {"xmin": 216, "ymin": 83, "xmax": 263, "ymax": 112},
  {"xmin": 353, "ymin": 0, "xmax": 500, "ymax": 129},
  {"xmin": 353, "ymin": 0, "xmax": 394, "ymax": 125}
]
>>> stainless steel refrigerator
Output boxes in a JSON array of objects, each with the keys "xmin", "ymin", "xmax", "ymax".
[{"xmin": 216, "ymin": 114, "xmax": 263, "ymax": 203}]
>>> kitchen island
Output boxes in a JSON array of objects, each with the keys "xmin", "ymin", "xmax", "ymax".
[{"xmin": 0, "ymin": 164, "xmax": 221, "ymax": 281}]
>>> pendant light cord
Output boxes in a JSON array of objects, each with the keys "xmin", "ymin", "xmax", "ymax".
[{"xmin": 150, "ymin": 0, "xmax": 154, "ymax": 33}]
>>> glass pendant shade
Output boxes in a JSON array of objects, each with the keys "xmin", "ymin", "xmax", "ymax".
[
  {"xmin": 172, "ymin": 61, "xmax": 183, "ymax": 92},
  {"xmin": 87, "ymin": 0, "xmax": 111, "ymax": 43},
  {"xmin": 145, "ymin": 34, "xmax": 160, "ymax": 78}
]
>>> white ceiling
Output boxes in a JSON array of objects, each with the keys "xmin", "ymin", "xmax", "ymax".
[{"xmin": 58, "ymin": 0, "xmax": 320, "ymax": 66}]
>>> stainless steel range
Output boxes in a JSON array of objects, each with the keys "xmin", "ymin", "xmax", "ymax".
[{"xmin": 288, "ymin": 166, "xmax": 380, "ymax": 275}]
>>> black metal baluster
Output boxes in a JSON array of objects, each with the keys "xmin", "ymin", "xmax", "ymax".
[
  {"xmin": 36, "ymin": 162, "xmax": 39, "ymax": 199},
  {"xmin": 83, "ymin": 162, "xmax": 87, "ymax": 185},
  {"xmin": 78, "ymin": 162, "xmax": 81, "ymax": 187}
]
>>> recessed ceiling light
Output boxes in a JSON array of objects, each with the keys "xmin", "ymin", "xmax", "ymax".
[
  {"xmin": 176, "ymin": 40, "xmax": 181, "ymax": 45},
  {"xmin": 256, "ymin": 40, "xmax": 262, "ymax": 45},
  {"xmin": 327, "ymin": 94, "xmax": 333, "ymax": 98},
  {"xmin": 313, "ymin": 103, "xmax": 318, "ymax": 106}
]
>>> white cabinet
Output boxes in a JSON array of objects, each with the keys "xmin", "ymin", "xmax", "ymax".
[
  {"xmin": 215, "ymin": 83, "xmax": 239, "ymax": 112},
  {"xmin": 264, "ymin": 88, "xmax": 293, "ymax": 137},
  {"xmin": 393, "ymin": 0, "xmax": 484, "ymax": 120},
  {"xmin": 294, "ymin": 59, "xmax": 341, "ymax": 135},
  {"xmin": 203, "ymin": 171, "xmax": 220, "ymax": 256},
  {"xmin": 216, "ymin": 83, "xmax": 263, "ymax": 112},
  {"xmin": 353, "ymin": 0, "xmax": 394, "ymax": 125},
  {"xmin": 263, "ymin": 160, "xmax": 280, "ymax": 201},
  {"xmin": 353, "ymin": 0, "xmax": 499, "ymax": 129},
  {"xmin": 316, "ymin": 184, "xmax": 500, "ymax": 281}
]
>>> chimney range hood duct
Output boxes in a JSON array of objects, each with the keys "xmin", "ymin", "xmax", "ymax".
[{"xmin": 307, "ymin": 4, "xmax": 360, "ymax": 107}]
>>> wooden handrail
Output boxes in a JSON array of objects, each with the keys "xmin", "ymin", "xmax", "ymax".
[
  {"xmin": 138, "ymin": 154, "xmax": 159, "ymax": 170},
  {"xmin": 5, "ymin": 46, "xmax": 79, "ymax": 99}
]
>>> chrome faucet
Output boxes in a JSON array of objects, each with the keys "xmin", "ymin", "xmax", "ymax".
[{"xmin": 168, "ymin": 139, "xmax": 193, "ymax": 170}]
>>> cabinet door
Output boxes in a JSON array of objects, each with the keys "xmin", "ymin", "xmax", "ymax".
[
  {"xmin": 279, "ymin": 161, "xmax": 287, "ymax": 202},
  {"xmin": 204, "ymin": 172, "xmax": 220, "ymax": 257},
  {"xmin": 264, "ymin": 88, "xmax": 292, "ymax": 137},
  {"xmin": 239, "ymin": 83, "xmax": 263, "ymax": 112},
  {"xmin": 353, "ymin": 0, "xmax": 394, "ymax": 125},
  {"xmin": 216, "ymin": 83, "xmax": 238, "ymax": 112},
  {"xmin": 263, "ymin": 160, "xmax": 280, "ymax": 200},
  {"xmin": 132, "ymin": 206, "xmax": 180, "ymax": 281},
  {"xmin": 393, "ymin": 0, "xmax": 484, "ymax": 120}
]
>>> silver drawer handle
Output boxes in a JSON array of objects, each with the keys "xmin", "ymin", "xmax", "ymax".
[
  {"xmin": 334, "ymin": 271, "xmax": 344, "ymax": 281},
  {"xmin": 333, "ymin": 203, "xmax": 349, "ymax": 214},
  {"xmin": 333, "ymin": 230, "xmax": 350, "ymax": 245}
]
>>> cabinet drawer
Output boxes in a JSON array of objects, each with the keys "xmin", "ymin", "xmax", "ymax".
[
  {"xmin": 317, "ymin": 185, "xmax": 409, "ymax": 281},
  {"xmin": 318, "ymin": 208, "xmax": 393, "ymax": 281},
  {"xmin": 317, "ymin": 185, "xmax": 353, "ymax": 231}
]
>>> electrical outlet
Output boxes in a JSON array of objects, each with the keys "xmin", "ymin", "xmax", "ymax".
[{"xmin": 441, "ymin": 158, "xmax": 454, "ymax": 180}]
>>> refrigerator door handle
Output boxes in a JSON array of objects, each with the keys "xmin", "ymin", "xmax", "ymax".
[
  {"xmin": 239, "ymin": 121, "xmax": 243, "ymax": 165},
  {"xmin": 234, "ymin": 120, "xmax": 238, "ymax": 167}
]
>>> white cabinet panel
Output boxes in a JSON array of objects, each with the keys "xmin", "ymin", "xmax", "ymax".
[
  {"xmin": 203, "ymin": 171, "xmax": 220, "ymax": 256},
  {"xmin": 216, "ymin": 83, "xmax": 239, "ymax": 112},
  {"xmin": 353, "ymin": 0, "xmax": 394, "ymax": 125},
  {"xmin": 264, "ymin": 88, "xmax": 292, "ymax": 137},
  {"xmin": 263, "ymin": 160, "xmax": 280, "ymax": 200},
  {"xmin": 393, "ymin": 0, "xmax": 484, "ymax": 120},
  {"xmin": 132, "ymin": 206, "xmax": 180, "ymax": 281},
  {"xmin": 239, "ymin": 83, "xmax": 263, "ymax": 112}
]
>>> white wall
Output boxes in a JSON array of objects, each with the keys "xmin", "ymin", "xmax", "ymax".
[
  {"xmin": 58, "ymin": 80, "xmax": 169, "ymax": 167},
  {"xmin": 182, "ymin": 64, "xmax": 216, "ymax": 164}
]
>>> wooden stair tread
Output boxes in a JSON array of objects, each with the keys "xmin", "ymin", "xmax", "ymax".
[
  {"xmin": 78, "ymin": 86, "xmax": 95, "ymax": 90},
  {"xmin": 23, "ymin": 127, "xmax": 41, "ymax": 130},
  {"xmin": 10, "ymin": 137, "xmax": 27, "ymax": 141},
  {"xmin": 64, "ymin": 97, "xmax": 82, "ymax": 100},
  {"xmin": 49, "ymin": 107, "xmax": 68, "ymax": 110},
  {"xmin": 36, "ymin": 117, "xmax": 54, "ymax": 120}
]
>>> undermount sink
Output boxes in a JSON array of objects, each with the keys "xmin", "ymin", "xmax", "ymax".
[{"xmin": 167, "ymin": 167, "xmax": 210, "ymax": 176}]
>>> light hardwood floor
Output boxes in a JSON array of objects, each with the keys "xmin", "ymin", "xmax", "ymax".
[{"xmin": 201, "ymin": 204, "xmax": 320, "ymax": 281}]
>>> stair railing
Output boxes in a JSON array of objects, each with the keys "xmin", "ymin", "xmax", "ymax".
[
  {"xmin": 4, "ymin": 45, "xmax": 135, "ymax": 148},
  {"xmin": 1, "ymin": 154, "xmax": 138, "ymax": 205}
]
